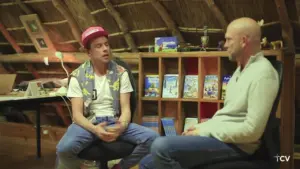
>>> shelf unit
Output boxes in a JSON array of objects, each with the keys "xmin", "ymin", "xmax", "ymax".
[{"xmin": 138, "ymin": 50, "xmax": 283, "ymax": 135}]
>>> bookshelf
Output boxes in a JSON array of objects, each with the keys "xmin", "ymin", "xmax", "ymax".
[{"xmin": 138, "ymin": 50, "xmax": 283, "ymax": 135}]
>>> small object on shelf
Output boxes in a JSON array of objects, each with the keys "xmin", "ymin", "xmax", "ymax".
[
  {"xmin": 270, "ymin": 40, "xmax": 283, "ymax": 50},
  {"xmin": 260, "ymin": 37, "xmax": 270, "ymax": 49},
  {"xmin": 257, "ymin": 19, "xmax": 264, "ymax": 26},
  {"xmin": 218, "ymin": 40, "xmax": 225, "ymax": 51},
  {"xmin": 154, "ymin": 37, "xmax": 178, "ymax": 52},
  {"xmin": 148, "ymin": 45, "xmax": 154, "ymax": 52},
  {"xmin": 200, "ymin": 26, "xmax": 209, "ymax": 51}
]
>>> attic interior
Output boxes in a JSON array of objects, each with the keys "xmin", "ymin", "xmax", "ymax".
[{"xmin": 0, "ymin": 0, "xmax": 300, "ymax": 169}]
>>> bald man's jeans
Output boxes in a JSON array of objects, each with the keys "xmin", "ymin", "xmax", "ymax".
[{"xmin": 139, "ymin": 136, "xmax": 249, "ymax": 169}]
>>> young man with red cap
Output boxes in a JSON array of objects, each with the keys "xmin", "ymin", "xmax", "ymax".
[{"xmin": 56, "ymin": 26, "xmax": 159, "ymax": 169}]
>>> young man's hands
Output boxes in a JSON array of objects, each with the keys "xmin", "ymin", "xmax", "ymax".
[{"xmin": 92, "ymin": 121, "xmax": 128, "ymax": 142}]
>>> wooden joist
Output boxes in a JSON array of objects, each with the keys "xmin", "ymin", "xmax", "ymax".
[
  {"xmin": 102, "ymin": 0, "xmax": 138, "ymax": 52},
  {"xmin": 150, "ymin": 0, "xmax": 185, "ymax": 45}
]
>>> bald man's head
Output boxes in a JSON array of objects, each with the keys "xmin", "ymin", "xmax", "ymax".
[
  {"xmin": 228, "ymin": 17, "xmax": 261, "ymax": 42},
  {"xmin": 224, "ymin": 17, "xmax": 262, "ymax": 62}
]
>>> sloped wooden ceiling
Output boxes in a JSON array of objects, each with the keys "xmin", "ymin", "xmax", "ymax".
[{"xmin": 0, "ymin": 0, "xmax": 299, "ymax": 55}]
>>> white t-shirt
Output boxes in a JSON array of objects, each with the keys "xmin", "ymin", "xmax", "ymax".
[{"xmin": 67, "ymin": 71, "xmax": 133, "ymax": 117}]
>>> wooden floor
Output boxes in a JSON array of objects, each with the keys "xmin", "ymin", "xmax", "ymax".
[
  {"xmin": 1, "ymin": 135, "xmax": 300, "ymax": 169},
  {"xmin": 0, "ymin": 136, "xmax": 138, "ymax": 169}
]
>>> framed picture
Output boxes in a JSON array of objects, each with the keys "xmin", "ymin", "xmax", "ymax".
[
  {"xmin": 36, "ymin": 38, "xmax": 48, "ymax": 48},
  {"xmin": 26, "ymin": 20, "xmax": 39, "ymax": 33},
  {"xmin": 19, "ymin": 14, "xmax": 55, "ymax": 53}
]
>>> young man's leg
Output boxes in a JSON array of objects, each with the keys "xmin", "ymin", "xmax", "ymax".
[
  {"xmin": 140, "ymin": 136, "xmax": 249, "ymax": 169},
  {"xmin": 116, "ymin": 123, "xmax": 160, "ymax": 169},
  {"xmin": 56, "ymin": 123, "xmax": 96, "ymax": 169}
]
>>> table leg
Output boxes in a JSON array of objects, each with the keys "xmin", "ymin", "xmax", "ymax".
[{"xmin": 36, "ymin": 105, "xmax": 41, "ymax": 159}]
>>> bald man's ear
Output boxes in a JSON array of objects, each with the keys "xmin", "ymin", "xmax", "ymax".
[{"xmin": 241, "ymin": 36, "xmax": 248, "ymax": 48}]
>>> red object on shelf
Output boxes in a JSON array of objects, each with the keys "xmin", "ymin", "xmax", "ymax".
[
  {"xmin": 185, "ymin": 58, "xmax": 198, "ymax": 75},
  {"xmin": 199, "ymin": 102, "xmax": 218, "ymax": 119}
]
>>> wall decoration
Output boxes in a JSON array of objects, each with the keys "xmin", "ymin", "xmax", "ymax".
[
  {"xmin": 26, "ymin": 20, "xmax": 39, "ymax": 33},
  {"xmin": 19, "ymin": 14, "xmax": 55, "ymax": 53},
  {"xmin": 36, "ymin": 38, "xmax": 47, "ymax": 48}
]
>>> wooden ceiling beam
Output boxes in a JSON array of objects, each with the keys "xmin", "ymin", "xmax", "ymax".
[
  {"xmin": 0, "ymin": 52, "xmax": 139, "ymax": 65},
  {"xmin": 102, "ymin": 0, "xmax": 138, "ymax": 52},
  {"xmin": 274, "ymin": 0, "xmax": 295, "ymax": 54},
  {"xmin": 204, "ymin": 0, "xmax": 228, "ymax": 29},
  {"xmin": 52, "ymin": 0, "xmax": 83, "ymax": 48},
  {"xmin": 64, "ymin": 0, "xmax": 97, "ymax": 30},
  {"xmin": 16, "ymin": 0, "xmax": 34, "ymax": 14},
  {"xmin": 0, "ymin": 23, "xmax": 23, "ymax": 53},
  {"xmin": 150, "ymin": 0, "xmax": 185, "ymax": 44}
]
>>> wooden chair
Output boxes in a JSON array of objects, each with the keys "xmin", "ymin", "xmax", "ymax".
[
  {"xmin": 77, "ymin": 57, "xmax": 137, "ymax": 169},
  {"xmin": 192, "ymin": 60, "xmax": 283, "ymax": 169}
]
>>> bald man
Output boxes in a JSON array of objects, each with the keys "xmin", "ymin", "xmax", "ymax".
[{"xmin": 139, "ymin": 17, "xmax": 279, "ymax": 169}]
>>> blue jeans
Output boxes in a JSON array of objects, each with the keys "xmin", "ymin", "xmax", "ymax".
[
  {"xmin": 139, "ymin": 136, "xmax": 249, "ymax": 169},
  {"xmin": 56, "ymin": 116, "xmax": 159, "ymax": 169}
]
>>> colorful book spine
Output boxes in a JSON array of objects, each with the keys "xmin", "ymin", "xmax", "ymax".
[
  {"xmin": 162, "ymin": 74, "xmax": 179, "ymax": 98},
  {"xmin": 221, "ymin": 75, "xmax": 232, "ymax": 100},
  {"xmin": 203, "ymin": 75, "xmax": 218, "ymax": 99},
  {"xmin": 183, "ymin": 117, "xmax": 198, "ymax": 132},
  {"xmin": 161, "ymin": 117, "xmax": 177, "ymax": 136},
  {"xmin": 183, "ymin": 75, "xmax": 199, "ymax": 98},
  {"xmin": 144, "ymin": 75, "xmax": 160, "ymax": 97},
  {"xmin": 142, "ymin": 116, "xmax": 159, "ymax": 133}
]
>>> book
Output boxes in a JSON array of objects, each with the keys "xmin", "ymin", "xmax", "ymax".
[
  {"xmin": 154, "ymin": 37, "xmax": 178, "ymax": 52},
  {"xmin": 142, "ymin": 116, "xmax": 159, "ymax": 133},
  {"xmin": 203, "ymin": 75, "xmax": 218, "ymax": 99},
  {"xmin": 144, "ymin": 75, "xmax": 160, "ymax": 97},
  {"xmin": 183, "ymin": 117, "xmax": 198, "ymax": 132},
  {"xmin": 162, "ymin": 74, "xmax": 179, "ymax": 98},
  {"xmin": 221, "ymin": 75, "xmax": 231, "ymax": 100},
  {"xmin": 161, "ymin": 117, "xmax": 177, "ymax": 136},
  {"xmin": 183, "ymin": 75, "xmax": 198, "ymax": 98}
]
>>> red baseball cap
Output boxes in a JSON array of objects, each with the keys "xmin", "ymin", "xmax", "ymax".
[{"xmin": 81, "ymin": 26, "xmax": 109, "ymax": 49}]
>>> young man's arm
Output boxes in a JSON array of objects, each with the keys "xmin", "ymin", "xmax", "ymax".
[
  {"xmin": 68, "ymin": 77, "xmax": 98, "ymax": 133},
  {"xmin": 118, "ymin": 71, "xmax": 134, "ymax": 129}
]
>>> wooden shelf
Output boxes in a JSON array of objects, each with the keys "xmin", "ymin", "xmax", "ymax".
[{"xmin": 138, "ymin": 50, "xmax": 283, "ymax": 136}]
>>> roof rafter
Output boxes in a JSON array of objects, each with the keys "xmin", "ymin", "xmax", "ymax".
[
  {"xmin": 52, "ymin": 0, "xmax": 83, "ymax": 48},
  {"xmin": 204, "ymin": 0, "xmax": 228, "ymax": 29},
  {"xmin": 0, "ymin": 23, "xmax": 23, "ymax": 53},
  {"xmin": 102, "ymin": 0, "xmax": 138, "ymax": 52},
  {"xmin": 64, "ymin": 0, "xmax": 97, "ymax": 30},
  {"xmin": 150, "ymin": 0, "xmax": 185, "ymax": 44}
]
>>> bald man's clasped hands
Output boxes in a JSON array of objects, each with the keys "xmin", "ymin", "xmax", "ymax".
[{"xmin": 138, "ymin": 17, "xmax": 280, "ymax": 169}]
